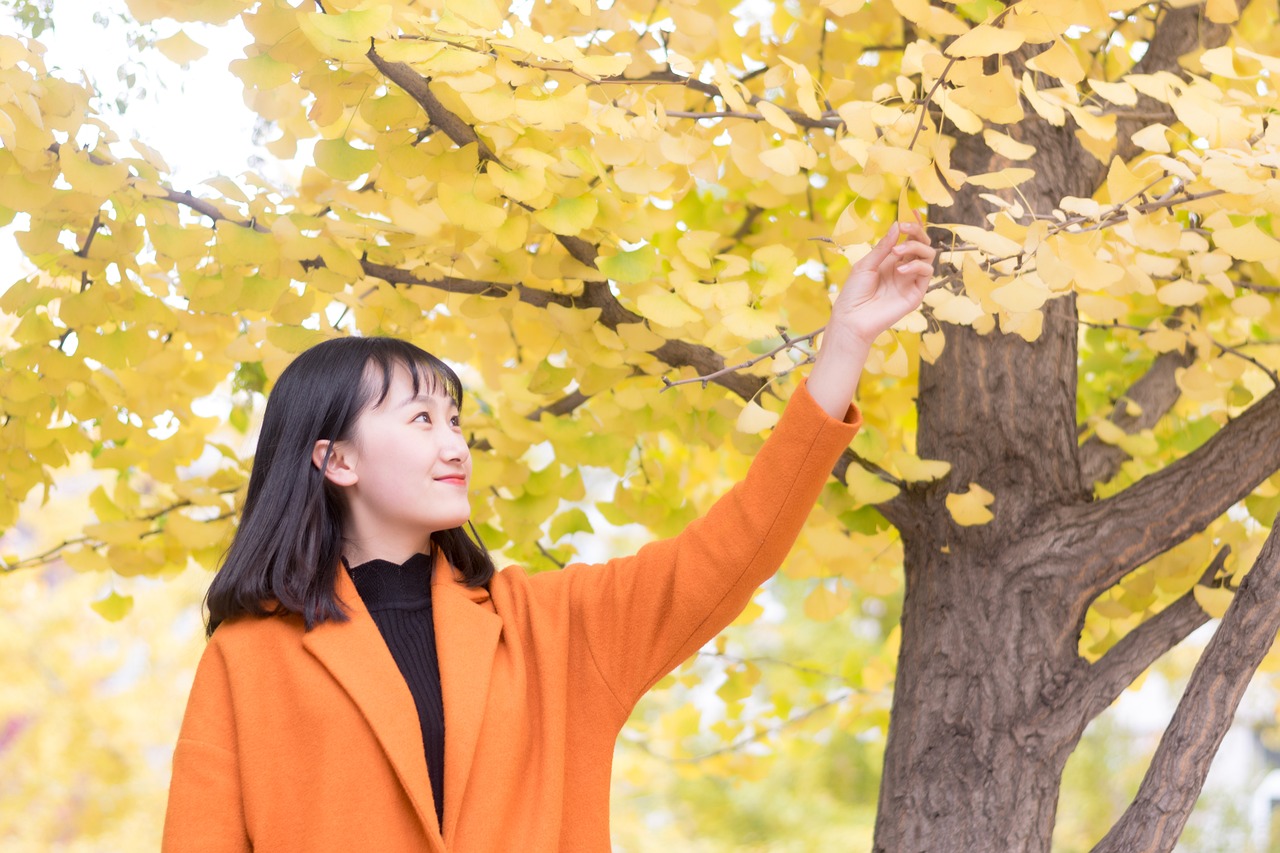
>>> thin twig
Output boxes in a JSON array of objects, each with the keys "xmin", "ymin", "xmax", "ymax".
[{"xmin": 661, "ymin": 328, "xmax": 823, "ymax": 392}]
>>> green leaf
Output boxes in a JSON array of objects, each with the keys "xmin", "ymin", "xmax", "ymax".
[
  {"xmin": 90, "ymin": 591, "xmax": 134, "ymax": 622},
  {"xmin": 313, "ymin": 138, "xmax": 378, "ymax": 182}
]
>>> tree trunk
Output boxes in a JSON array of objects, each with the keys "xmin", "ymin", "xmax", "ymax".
[{"xmin": 873, "ymin": 296, "xmax": 1089, "ymax": 851}]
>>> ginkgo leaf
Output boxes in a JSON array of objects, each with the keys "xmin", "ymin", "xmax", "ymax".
[
  {"xmin": 945, "ymin": 24, "xmax": 1025, "ymax": 58},
  {"xmin": 600, "ymin": 247, "xmax": 657, "ymax": 284},
  {"xmin": 1213, "ymin": 223, "xmax": 1280, "ymax": 262},
  {"xmin": 1193, "ymin": 585, "xmax": 1235, "ymax": 618},
  {"xmin": 1027, "ymin": 39, "xmax": 1085, "ymax": 84},
  {"xmin": 736, "ymin": 400, "xmax": 780, "ymax": 433},
  {"xmin": 90, "ymin": 590, "xmax": 134, "ymax": 622},
  {"xmin": 297, "ymin": 6, "xmax": 393, "ymax": 62},
  {"xmin": 637, "ymin": 290, "xmax": 699, "ymax": 327},
  {"xmin": 313, "ymin": 138, "xmax": 377, "ymax": 181},
  {"xmin": 803, "ymin": 581, "xmax": 852, "ymax": 621},
  {"xmin": 155, "ymin": 30, "xmax": 208, "ymax": 64},
  {"xmin": 946, "ymin": 483, "xmax": 995, "ymax": 526}
]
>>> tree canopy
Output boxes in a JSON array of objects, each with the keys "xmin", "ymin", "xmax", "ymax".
[{"xmin": 1, "ymin": 0, "xmax": 1279, "ymax": 849}]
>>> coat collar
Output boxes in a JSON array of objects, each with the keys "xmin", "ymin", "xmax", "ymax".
[
  {"xmin": 430, "ymin": 550, "xmax": 503, "ymax": 843},
  {"xmin": 301, "ymin": 552, "xmax": 502, "ymax": 848}
]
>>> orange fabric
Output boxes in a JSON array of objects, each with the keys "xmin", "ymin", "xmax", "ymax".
[{"xmin": 162, "ymin": 380, "xmax": 859, "ymax": 852}]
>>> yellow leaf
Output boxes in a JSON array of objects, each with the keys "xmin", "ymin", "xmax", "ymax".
[
  {"xmin": 924, "ymin": 289, "xmax": 986, "ymax": 326},
  {"xmin": 164, "ymin": 512, "xmax": 231, "ymax": 550},
  {"xmin": 1131, "ymin": 123, "xmax": 1171, "ymax": 153},
  {"xmin": 1213, "ymin": 223, "xmax": 1280, "ymax": 262},
  {"xmin": 1233, "ymin": 293, "xmax": 1273, "ymax": 318},
  {"xmin": 91, "ymin": 590, "xmax": 134, "ymax": 622},
  {"xmin": 438, "ymin": 184, "xmax": 507, "ymax": 231},
  {"xmin": 313, "ymin": 138, "xmax": 377, "ymax": 181},
  {"xmin": 892, "ymin": 454, "xmax": 952, "ymax": 482},
  {"xmin": 846, "ymin": 463, "xmax": 901, "ymax": 506},
  {"xmin": 1027, "ymin": 39, "xmax": 1085, "ymax": 85},
  {"xmin": 920, "ymin": 330, "xmax": 946, "ymax": 364},
  {"xmin": 637, "ymin": 290, "xmax": 700, "ymax": 328},
  {"xmin": 599, "ymin": 246, "xmax": 657, "ymax": 284},
  {"xmin": 1156, "ymin": 279, "xmax": 1208, "ymax": 307},
  {"xmin": 1206, "ymin": 0, "xmax": 1240, "ymax": 23},
  {"xmin": 966, "ymin": 169, "xmax": 1035, "ymax": 189},
  {"xmin": 534, "ymin": 195, "xmax": 598, "ymax": 236},
  {"xmin": 459, "ymin": 87, "xmax": 516, "ymax": 122},
  {"xmin": 803, "ymin": 582, "xmax": 852, "ymax": 621},
  {"xmin": 991, "ymin": 277, "xmax": 1049, "ymax": 313},
  {"xmin": 736, "ymin": 400, "xmax": 780, "ymax": 433},
  {"xmin": 62, "ymin": 546, "xmax": 112, "ymax": 574},
  {"xmin": 155, "ymin": 30, "xmax": 208, "ymax": 65},
  {"xmin": 84, "ymin": 520, "xmax": 153, "ymax": 546},
  {"xmin": 614, "ymin": 166, "xmax": 675, "ymax": 194},
  {"xmin": 297, "ymin": 6, "xmax": 393, "ymax": 62},
  {"xmin": 983, "ymin": 129, "xmax": 1035, "ymax": 160},
  {"xmin": 756, "ymin": 101, "xmax": 797, "ymax": 134},
  {"xmin": 1193, "ymin": 584, "xmax": 1234, "ymax": 618},
  {"xmin": 1088, "ymin": 78, "xmax": 1137, "ymax": 106},
  {"xmin": 59, "ymin": 146, "xmax": 128, "ymax": 197},
  {"xmin": 945, "ymin": 25, "xmax": 1025, "ymax": 58},
  {"xmin": 946, "ymin": 482, "xmax": 995, "ymax": 526}
]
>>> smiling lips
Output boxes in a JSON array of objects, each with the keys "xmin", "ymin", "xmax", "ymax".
[{"xmin": 435, "ymin": 476, "xmax": 467, "ymax": 486}]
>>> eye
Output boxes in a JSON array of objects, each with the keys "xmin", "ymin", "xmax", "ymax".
[
  {"xmin": 450, "ymin": 415, "xmax": 461, "ymax": 427},
  {"xmin": 413, "ymin": 412, "xmax": 431, "ymax": 424}
]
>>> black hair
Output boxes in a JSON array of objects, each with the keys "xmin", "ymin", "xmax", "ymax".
[{"xmin": 204, "ymin": 336, "xmax": 495, "ymax": 636}]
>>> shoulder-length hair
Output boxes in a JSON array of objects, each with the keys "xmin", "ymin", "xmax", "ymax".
[{"xmin": 204, "ymin": 336, "xmax": 495, "ymax": 636}]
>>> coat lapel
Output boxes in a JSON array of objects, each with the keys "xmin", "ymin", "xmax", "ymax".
[
  {"xmin": 302, "ymin": 566, "xmax": 447, "ymax": 852},
  {"xmin": 431, "ymin": 551, "xmax": 503, "ymax": 844}
]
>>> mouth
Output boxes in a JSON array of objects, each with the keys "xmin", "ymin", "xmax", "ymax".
[{"xmin": 435, "ymin": 476, "xmax": 468, "ymax": 487}]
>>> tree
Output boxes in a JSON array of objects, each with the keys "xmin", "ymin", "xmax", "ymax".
[{"xmin": 1, "ymin": 0, "xmax": 1279, "ymax": 849}]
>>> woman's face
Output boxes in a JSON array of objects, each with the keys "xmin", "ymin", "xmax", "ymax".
[{"xmin": 331, "ymin": 362, "xmax": 472, "ymax": 551}]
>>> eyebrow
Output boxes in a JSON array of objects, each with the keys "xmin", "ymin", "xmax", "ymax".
[{"xmin": 398, "ymin": 393, "xmax": 459, "ymax": 410}]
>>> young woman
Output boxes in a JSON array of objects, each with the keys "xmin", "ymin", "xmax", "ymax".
[{"xmin": 162, "ymin": 221, "xmax": 935, "ymax": 852}]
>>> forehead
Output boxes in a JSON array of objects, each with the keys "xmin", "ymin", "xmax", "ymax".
[{"xmin": 371, "ymin": 361, "xmax": 458, "ymax": 408}]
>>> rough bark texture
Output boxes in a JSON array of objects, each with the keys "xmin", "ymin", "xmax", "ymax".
[
  {"xmin": 870, "ymin": 8, "xmax": 1273, "ymax": 852},
  {"xmin": 1092, "ymin": 526, "xmax": 1280, "ymax": 853}
]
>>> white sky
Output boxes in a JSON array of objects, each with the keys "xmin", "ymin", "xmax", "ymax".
[{"xmin": 0, "ymin": 1, "xmax": 268, "ymax": 282}]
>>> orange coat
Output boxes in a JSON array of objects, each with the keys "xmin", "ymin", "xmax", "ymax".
[{"xmin": 162, "ymin": 381, "xmax": 859, "ymax": 852}]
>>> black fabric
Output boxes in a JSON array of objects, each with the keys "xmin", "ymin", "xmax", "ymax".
[{"xmin": 345, "ymin": 551, "xmax": 445, "ymax": 830}]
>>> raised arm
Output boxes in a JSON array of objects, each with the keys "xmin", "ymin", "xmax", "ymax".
[{"xmin": 565, "ymin": 221, "xmax": 935, "ymax": 712}]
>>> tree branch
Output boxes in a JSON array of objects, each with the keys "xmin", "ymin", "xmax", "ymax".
[
  {"xmin": 1057, "ymin": 384, "xmax": 1280, "ymax": 605},
  {"xmin": 365, "ymin": 44, "xmax": 499, "ymax": 164},
  {"xmin": 1091, "ymin": 524, "xmax": 1280, "ymax": 853},
  {"xmin": 1078, "ymin": 547, "xmax": 1229, "ymax": 725},
  {"xmin": 1078, "ymin": 348, "xmax": 1196, "ymax": 487}
]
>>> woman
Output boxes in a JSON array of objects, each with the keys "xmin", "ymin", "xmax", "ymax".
[{"xmin": 162, "ymin": 221, "xmax": 935, "ymax": 852}]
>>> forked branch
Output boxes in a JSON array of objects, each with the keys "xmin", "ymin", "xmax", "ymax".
[
  {"xmin": 1092, "ymin": 524, "xmax": 1280, "ymax": 853},
  {"xmin": 1077, "ymin": 548, "xmax": 1229, "ymax": 725}
]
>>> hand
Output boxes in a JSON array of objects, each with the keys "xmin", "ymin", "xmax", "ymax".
[{"xmin": 830, "ymin": 216, "xmax": 935, "ymax": 346}]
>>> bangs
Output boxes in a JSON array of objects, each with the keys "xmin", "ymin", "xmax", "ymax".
[{"xmin": 362, "ymin": 342, "xmax": 464, "ymax": 411}]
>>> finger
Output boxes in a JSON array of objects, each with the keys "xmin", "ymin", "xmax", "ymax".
[
  {"xmin": 892, "ymin": 239, "xmax": 937, "ymax": 261},
  {"xmin": 852, "ymin": 222, "xmax": 900, "ymax": 272},
  {"xmin": 896, "ymin": 219, "xmax": 929, "ymax": 245},
  {"xmin": 894, "ymin": 260, "xmax": 935, "ymax": 278}
]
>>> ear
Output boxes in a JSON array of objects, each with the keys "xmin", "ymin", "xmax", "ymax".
[{"xmin": 312, "ymin": 439, "xmax": 358, "ymax": 487}]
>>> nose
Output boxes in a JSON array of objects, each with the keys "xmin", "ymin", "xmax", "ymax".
[{"xmin": 441, "ymin": 429, "xmax": 469, "ymax": 464}]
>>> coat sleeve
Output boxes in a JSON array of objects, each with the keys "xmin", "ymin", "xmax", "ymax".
[
  {"xmin": 564, "ymin": 378, "xmax": 860, "ymax": 712},
  {"xmin": 162, "ymin": 634, "xmax": 252, "ymax": 853}
]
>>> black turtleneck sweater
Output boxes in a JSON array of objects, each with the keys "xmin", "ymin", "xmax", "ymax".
[{"xmin": 345, "ymin": 552, "xmax": 445, "ymax": 830}]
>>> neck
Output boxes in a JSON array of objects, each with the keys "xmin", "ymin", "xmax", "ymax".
[{"xmin": 342, "ymin": 539, "xmax": 433, "ymax": 568}]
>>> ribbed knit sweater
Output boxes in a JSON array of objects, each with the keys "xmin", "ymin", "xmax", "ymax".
[{"xmin": 345, "ymin": 552, "xmax": 444, "ymax": 829}]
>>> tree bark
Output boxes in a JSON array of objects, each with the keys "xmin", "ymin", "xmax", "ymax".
[
  {"xmin": 1092, "ymin": 525, "xmax": 1280, "ymax": 853},
  {"xmin": 871, "ymin": 8, "xmax": 1255, "ymax": 848}
]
